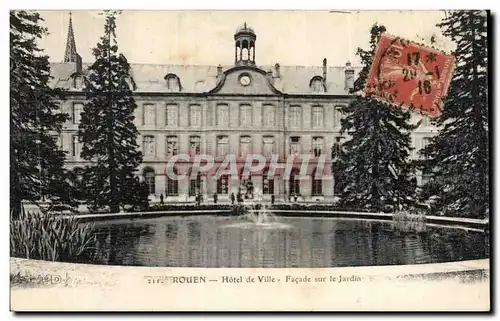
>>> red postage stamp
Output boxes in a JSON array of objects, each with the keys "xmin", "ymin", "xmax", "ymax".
[{"xmin": 364, "ymin": 34, "xmax": 455, "ymax": 118}]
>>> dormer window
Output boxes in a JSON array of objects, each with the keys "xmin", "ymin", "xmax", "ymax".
[
  {"xmin": 165, "ymin": 74, "xmax": 181, "ymax": 92},
  {"xmin": 73, "ymin": 74, "xmax": 84, "ymax": 89},
  {"xmin": 310, "ymin": 76, "xmax": 325, "ymax": 93}
]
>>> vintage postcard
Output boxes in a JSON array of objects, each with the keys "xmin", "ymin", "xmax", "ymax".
[{"xmin": 9, "ymin": 9, "xmax": 490, "ymax": 311}]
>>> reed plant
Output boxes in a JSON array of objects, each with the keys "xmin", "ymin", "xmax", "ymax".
[
  {"xmin": 10, "ymin": 208, "xmax": 98, "ymax": 262},
  {"xmin": 392, "ymin": 210, "xmax": 427, "ymax": 233}
]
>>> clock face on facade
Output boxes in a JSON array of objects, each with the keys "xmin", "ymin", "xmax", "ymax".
[{"xmin": 239, "ymin": 74, "xmax": 251, "ymax": 86}]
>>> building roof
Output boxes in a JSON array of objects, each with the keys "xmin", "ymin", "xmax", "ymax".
[{"xmin": 50, "ymin": 62, "xmax": 362, "ymax": 95}]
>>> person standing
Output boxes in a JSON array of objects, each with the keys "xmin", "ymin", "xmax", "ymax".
[
  {"xmin": 230, "ymin": 192, "xmax": 235, "ymax": 205},
  {"xmin": 159, "ymin": 193, "xmax": 164, "ymax": 205},
  {"xmin": 213, "ymin": 192, "xmax": 218, "ymax": 204}
]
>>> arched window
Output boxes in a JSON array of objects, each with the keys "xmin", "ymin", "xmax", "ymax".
[
  {"xmin": 73, "ymin": 75, "xmax": 84, "ymax": 89},
  {"xmin": 217, "ymin": 174, "xmax": 229, "ymax": 194},
  {"xmin": 143, "ymin": 167, "xmax": 156, "ymax": 195},
  {"xmin": 312, "ymin": 168, "xmax": 322, "ymax": 196},
  {"xmin": 310, "ymin": 76, "xmax": 324, "ymax": 93},
  {"xmin": 242, "ymin": 40, "xmax": 249, "ymax": 60},
  {"xmin": 289, "ymin": 168, "xmax": 300, "ymax": 195},
  {"xmin": 262, "ymin": 168, "xmax": 274, "ymax": 195},
  {"xmin": 165, "ymin": 74, "xmax": 181, "ymax": 92},
  {"xmin": 166, "ymin": 167, "xmax": 179, "ymax": 196}
]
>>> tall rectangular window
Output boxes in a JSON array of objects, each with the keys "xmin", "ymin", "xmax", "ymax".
[
  {"xmin": 73, "ymin": 103, "xmax": 83, "ymax": 124},
  {"xmin": 72, "ymin": 135, "xmax": 80, "ymax": 157},
  {"xmin": 421, "ymin": 169, "xmax": 431, "ymax": 186},
  {"xmin": 166, "ymin": 104, "xmax": 178, "ymax": 127},
  {"xmin": 290, "ymin": 106, "xmax": 302, "ymax": 128},
  {"xmin": 262, "ymin": 136, "xmax": 275, "ymax": 157},
  {"xmin": 189, "ymin": 136, "xmax": 201, "ymax": 155},
  {"xmin": 217, "ymin": 175, "xmax": 229, "ymax": 194},
  {"xmin": 422, "ymin": 137, "xmax": 431, "ymax": 149},
  {"xmin": 217, "ymin": 136, "xmax": 229, "ymax": 157},
  {"xmin": 312, "ymin": 170, "xmax": 323, "ymax": 196},
  {"xmin": 334, "ymin": 136, "xmax": 345, "ymax": 156},
  {"xmin": 166, "ymin": 136, "xmax": 178, "ymax": 156},
  {"xmin": 144, "ymin": 103, "xmax": 156, "ymax": 125},
  {"xmin": 312, "ymin": 137, "xmax": 324, "ymax": 157},
  {"xmin": 143, "ymin": 135, "xmax": 155, "ymax": 157},
  {"xmin": 189, "ymin": 105, "xmax": 201, "ymax": 127},
  {"xmin": 334, "ymin": 106, "xmax": 343, "ymax": 128},
  {"xmin": 422, "ymin": 116, "xmax": 431, "ymax": 127},
  {"xmin": 290, "ymin": 136, "xmax": 301, "ymax": 155},
  {"xmin": 166, "ymin": 177, "xmax": 179, "ymax": 195},
  {"xmin": 240, "ymin": 136, "xmax": 251, "ymax": 157},
  {"xmin": 240, "ymin": 104, "xmax": 252, "ymax": 126},
  {"xmin": 217, "ymin": 104, "xmax": 229, "ymax": 126},
  {"xmin": 143, "ymin": 169, "xmax": 155, "ymax": 195},
  {"xmin": 263, "ymin": 175, "xmax": 274, "ymax": 195},
  {"xmin": 312, "ymin": 106, "xmax": 324, "ymax": 128},
  {"xmin": 189, "ymin": 174, "xmax": 202, "ymax": 196},
  {"xmin": 262, "ymin": 104, "xmax": 275, "ymax": 127}
]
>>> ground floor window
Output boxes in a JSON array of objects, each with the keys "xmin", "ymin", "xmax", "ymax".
[
  {"xmin": 312, "ymin": 173, "xmax": 322, "ymax": 196},
  {"xmin": 263, "ymin": 173, "xmax": 274, "ymax": 195},
  {"xmin": 144, "ymin": 168, "xmax": 155, "ymax": 195},
  {"xmin": 166, "ymin": 168, "xmax": 179, "ymax": 195},
  {"xmin": 217, "ymin": 175, "xmax": 229, "ymax": 194},
  {"xmin": 289, "ymin": 170, "xmax": 300, "ymax": 195},
  {"xmin": 189, "ymin": 173, "xmax": 202, "ymax": 196}
]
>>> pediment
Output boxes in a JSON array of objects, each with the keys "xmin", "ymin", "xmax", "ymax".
[{"xmin": 209, "ymin": 66, "xmax": 282, "ymax": 95}]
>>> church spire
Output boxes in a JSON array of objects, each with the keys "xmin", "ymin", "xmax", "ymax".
[{"xmin": 64, "ymin": 11, "xmax": 79, "ymax": 63}]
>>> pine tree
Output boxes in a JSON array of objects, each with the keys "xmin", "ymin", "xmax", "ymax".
[
  {"xmin": 418, "ymin": 11, "xmax": 488, "ymax": 219},
  {"xmin": 10, "ymin": 11, "xmax": 71, "ymax": 217},
  {"xmin": 79, "ymin": 11, "xmax": 142, "ymax": 213},
  {"xmin": 332, "ymin": 24, "xmax": 417, "ymax": 212}
]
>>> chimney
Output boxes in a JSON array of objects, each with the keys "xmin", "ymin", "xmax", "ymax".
[
  {"xmin": 267, "ymin": 70, "xmax": 273, "ymax": 84},
  {"xmin": 322, "ymin": 58, "xmax": 327, "ymax": 83},
  {"xmin": 217, "ymin": 64, "xmax": 223, "ymax": 78},
  {"xmin": 274, "ymin": 63, "xmax": 281, "ymax": 78},
  {"xmin": 345, "ymin": 61, "xmax": 355, "ymax": 92}
]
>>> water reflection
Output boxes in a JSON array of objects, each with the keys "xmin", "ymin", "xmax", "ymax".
[{"xmin": 90, "ymin": 216, "xmax": 489, "ymax": 268}]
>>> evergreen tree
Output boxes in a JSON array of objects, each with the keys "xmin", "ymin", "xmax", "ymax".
[
  {"xmin": 10, "ymin": 10, "xmax": 71, "ymax": 217},
  {"xmin": 79, "ymin": 11, "xmax": 142, "ymax": 213},
  {"xmin": 418, "ymin": 11, "xmax": 488, "ymax": 219},
  {"xmin": 332, "ymin": 24, "xmax": 417, "ymax": 212}
]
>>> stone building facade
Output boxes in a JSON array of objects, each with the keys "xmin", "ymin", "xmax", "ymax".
[{"xmin": 51, "ymin": 17, "xmax": 437, "ymax": 203}]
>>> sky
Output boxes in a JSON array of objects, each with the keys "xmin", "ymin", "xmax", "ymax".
[{"xmin": 38, "ymin": 10, "xmax": 454, "ymax": 67}]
